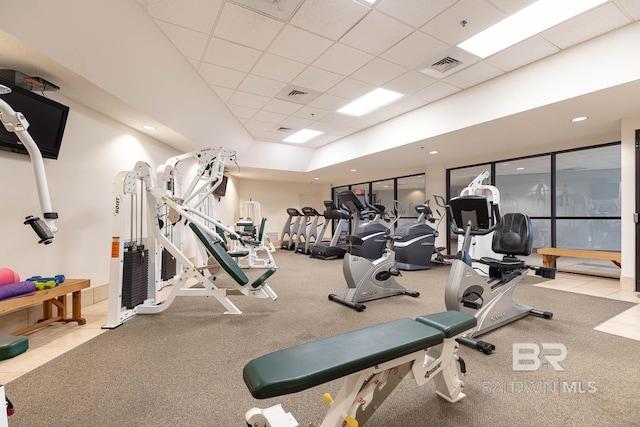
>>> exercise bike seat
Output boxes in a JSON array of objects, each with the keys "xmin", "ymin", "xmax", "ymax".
[{"xmin": 477, "ymin": 256, "xmax": 526, "ymax": 270}]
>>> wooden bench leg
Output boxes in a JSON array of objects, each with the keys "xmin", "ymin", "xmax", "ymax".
[{"xmin": 542, "ymin": 255, "xmax": 559, "ymax": 268}]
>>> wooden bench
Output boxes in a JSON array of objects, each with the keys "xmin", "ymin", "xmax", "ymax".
[
  {"xmin": 536, "ymin": 248, "xmax": 621, "ymax": 278},
  {"xmin": 0, "ymin": 279, "xmax": 90, "ymax": 335}
]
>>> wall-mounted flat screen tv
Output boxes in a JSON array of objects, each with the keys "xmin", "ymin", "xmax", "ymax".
[{"xmin": 0, "ymin": 77, "xmax": 69, "ymax": 160}]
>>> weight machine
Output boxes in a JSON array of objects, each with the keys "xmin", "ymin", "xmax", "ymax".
[
  {"xmin": 226, "ymin": 200, "xmax": 277, "ymax": 269},
  {"xmin": 103, "ymin": 148, "xmax": 277, "ymax": 329}
]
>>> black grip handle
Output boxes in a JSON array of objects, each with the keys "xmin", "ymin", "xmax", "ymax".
[{"xmin": 24, "ymin": 215, "xmax": 54, "ymax": 244}]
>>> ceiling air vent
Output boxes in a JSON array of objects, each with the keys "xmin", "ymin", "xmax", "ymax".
[
  {"xmin": 275, "ymin": 85, "xmax": 321, "ymax": 105},
  {"xmin": 287, "ymin": 89, "xmax": 308, "ymax": 98},
  {"xmin": 431, "ymin": 56, "xmax": 461, "ymax": 74},
  {"xmin": 275, "ymin": 127, "xmax": 295, "ymax": 134}
]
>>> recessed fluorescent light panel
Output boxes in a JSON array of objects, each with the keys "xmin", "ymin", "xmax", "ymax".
[
  {"xmin": 283, "ymin": 129, "xmax": 323, "ymax": 143},
  {"xmin": 457, "ymin": 0, "xmax": 607, "ymax": 58},
  {"xmin": 337, "ymin": 88, "xmax": 404, "ymax": 117}
]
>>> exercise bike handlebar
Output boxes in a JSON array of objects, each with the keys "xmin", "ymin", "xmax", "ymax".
[{"xmin": 446, "ymin": 202, "xmax": 501, "ymax": 236}]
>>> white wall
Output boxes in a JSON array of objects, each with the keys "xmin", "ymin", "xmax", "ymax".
[
  {"xmin": 235, "ymin": 179, "xmax": 331, "ymax": 241},
  {"xmin": 0, "ymin": 97, "xmax": 180, "ymax": 286}
]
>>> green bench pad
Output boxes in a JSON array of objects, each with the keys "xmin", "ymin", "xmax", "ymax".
[
  {"xmin": 0, "ymin": 334, "xmax": 28, "ymax": 360},
  {"xmin": 415, "ymin": 311, "xmax": 477, "ymax": 338},
  {"xmin": 243, "ymin": 318, "xmax": 444, "ymax": 399},
  {"xmin": 189, "ymin": 223, "xmax": 249, "ymax": 286}
]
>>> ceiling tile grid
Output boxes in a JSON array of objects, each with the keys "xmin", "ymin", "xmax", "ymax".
[{"xmin": 138, "ymin": 0, "xmax": 639, "ymax": 146}]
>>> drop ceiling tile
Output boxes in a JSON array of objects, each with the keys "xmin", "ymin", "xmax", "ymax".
[
  {"xmin": 485, "ymin": 36, "xmax": 559, "ymax": 72},
  {"xmin": 289, "ymin": 0, "xmax": 370, "ymax": 40},
  {"xmin": 327, "ymin": 78, "xmax": 376, "ymax": 99},
  {"xmin": 154, "ymin": 21, "xmax": 209, "ymax": 60},
  {"xmin": 487, "ymin": 0, "xmax": 535, "ymax": 14},
  {"xmin": 308, "ymin": 93, "xmax": 351, "ymax": 110},
  {"xmin": 351, "ymin": 57, "xmax": 407, "ymax": 86},
  {"xmin": 443, "ymin": 62, "xmax": 504, "ymax": 89},
  {"xmin": 420, "ymin": 0, "xmax": 504, "ymax": 45},
  {"xmin": 541, "ymin": 3, "xmax": 631, "ymax": 50},
  {"xmin": 238, "ymin": 75, "xmax": 287, "ymax": 97},
  {"xmin": 251, "ymin": 53, "xmax": 306, "ymax": 83},
  {"xmin": 268, "ymin": 25, "xmax": 333, "ymax": 64},
  {"xmin": 214, "ymin": 2, "xmax": 284, "ymax": 50},
  {"xmin": 293, "ymin": 105, "xmax": 333, "ymax": 121},
  {"xmin": 414, "ymin": 81, "xmax": 461, "ymax": 102},
  {"xmin": 146, "ymin": 0, "xmax": 223, "ymax": 33},
  {"xmin": 383, "ymin": 71, "xmax": 436, "ymax": 95},
  {"xmin": 210, "ymin": 85, "xmax": 234, "ymax": 102},
  {"xmin": 252, "ymin": 110, "xmax": 288, "ymax": 123},
  {"xmin": 199, "ymin": 63, "xmax": 246, "ymax": 89},
  {"xmin": 305, "ymin": 121, "xmax": 339, "ymax": 133},
  {"xmin": 385, "ymin": 95, "xmax": 429, "ymax": 113},
  {"xmin": 313, "ymin": 43, "xmax": 374, "ymax": 76},
  {"xmin": 376, "ymin": 0, "xmax": 457, "ymax": 28},
  {"xmin": 202, "ymin": 37, "xmax": 262, "ymax": 72},
  {"xmin": 616, "ymin": 0, "xmax": 640, "ymax": 19},
  {"xmin": 228, "ymin": 90, "xmax": 271, "ymax": 109},
  {"xmin": 279, "ymin": 115, "xmax": 314, "ymax": 129},
  {"xmin": 227, "ymin": 104, "xmax": 258, "ymax": 119},
  {"xmin": 245, "ymin": 119, "xmax": 277, "ymax": 131},
  {"xmin": 292, "ymin": 67, "xmax": 344, "ymax": 92},
  {"xmin": 381, "ymin": 31, "xmax": 449, "ymax": 69},
  {"xmin": 262, "ymin": 98, "xmax": 303, "ymax": 115},
  {"xmin": 340, "ymin": 10, "xmax": 413, "ymax": 56},
  {"xmin": 319, "ymin": 112, "xmax": 358, "ymax": 125}
]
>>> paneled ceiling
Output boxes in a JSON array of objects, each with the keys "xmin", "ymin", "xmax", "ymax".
[
  {"xmin": 0, "ymin": 0, "xmax": 639, "ymax": 185},
  {"xmin": 137, "ymin": 0, "xmax": 639, "ymax": 150}
]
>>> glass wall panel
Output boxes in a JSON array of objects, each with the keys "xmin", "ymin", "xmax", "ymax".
[
  {"xmin": 449, "ymin": 164, "xmax": 491, "ymax": 199},
  {"xmin": 531, "ymin": 219, "xmax": 551, "ymax": 249},
  {"xmin": 556, "ymin": 145, "xmax": 620, "ymax": 218},
  {"xmin": 495, "ymin": 156, "xmax": 551, "ymax": 217},
  {"xmin": 395, "ymin": 175, "xmax": 426, "ymax": 229},
  {"xmin": 556, "ymin": 219, "xmax": 621, "ymax": 250},
  {"xmin": 372, "ymin": 178, "xmax": 397, "ymax": 230}
]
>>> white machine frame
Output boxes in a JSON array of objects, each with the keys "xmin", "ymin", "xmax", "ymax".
[
  {"xmin": 0, "ymin": 84, "xmax": 57, "ymax": 244},
  {"xmin": 103, "ymin": 148, "xmax": 277, "ymax": 329},
  {"xmin": 458, "ymin": 171, "xmax": 500, "ymax": 274}
]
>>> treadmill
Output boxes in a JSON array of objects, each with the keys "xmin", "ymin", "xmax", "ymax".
[{"xmin": 308, "ymin": 200, "xmax": 351, "ymax": 260}]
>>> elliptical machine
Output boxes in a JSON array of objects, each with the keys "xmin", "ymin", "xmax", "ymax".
[
  {"xmin": 445, "ymin": 195, "xmax": 555, "ymax": 354},
  {"xmin": 329, "ymin": 234, "xmax": 420, "ymax": 312},
  {"xmin": 337, "ymin": 190, "xmax": 391, "ymax": 261},
  {"xmin": 393, "ymin": 200, "xmax": 445, "ymax": 270}
]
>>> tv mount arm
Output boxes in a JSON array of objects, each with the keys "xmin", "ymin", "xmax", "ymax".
[{"xmin": 0, "ymin": 84, "xmax": 57, "ymax": 244}]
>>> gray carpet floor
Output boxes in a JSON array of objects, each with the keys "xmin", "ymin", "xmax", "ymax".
[{"xmin": 5, "ymin": 249, "xmax": 639, "ymax": 427}]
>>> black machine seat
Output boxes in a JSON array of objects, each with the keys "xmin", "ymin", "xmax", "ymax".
[
  {"xmin": 478, "ymin": 212, "xmax": 532, "ymax": 273},
  {"xmin": 492, "ymin": 213, "xmax": 532, "ymax": 256}
]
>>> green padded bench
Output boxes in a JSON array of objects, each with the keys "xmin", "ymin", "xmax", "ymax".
[
  {"xmin": 0, "ymin": 334, "xmax": 28, "ymax": 360},
  {"xmin": 189, "ymin": 223, "xmax": 275, "ymax": 289},
  {"xmin": 243, "ymin": 311, "xmax": 476, "ymax": 399},
  {"xmin": 243, "ymin": 311, "xmax": 476, "ymax": 427}
]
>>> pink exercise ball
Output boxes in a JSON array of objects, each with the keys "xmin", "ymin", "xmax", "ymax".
[{"xmin": 0, "ymin": 268, "xmax": 20, "ymax": 286}]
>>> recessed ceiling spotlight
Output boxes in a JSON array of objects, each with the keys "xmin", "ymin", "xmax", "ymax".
[
  {"xmin": 314, "ymin": 177, "xmax": 319, "ymax": 180},
  {"xmin": 429, "ymin": 150, "xmax": 438, "ymax": 155},
  {"xmin": 350, "ymin": 169, "xmax": 357, "ymax": 172},
  {"xmin": 516, "ymin": 167, "xmax": 525, "ymax": 170},
  {"xmin": 143, "ymin": 125, "xmax": 156, "ymax": 130},
  {"xmin": 571, "ymin": 116, "xmax": 588, "ymax": 122}
]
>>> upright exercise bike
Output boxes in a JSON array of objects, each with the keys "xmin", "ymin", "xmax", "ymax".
[
  {"xmin": 329, "ymin": 213, "xmax": 420, "ymax": 312},
  {"xmin": 445, "ymin": 195, "xmax": 555, "ymax": 354}
]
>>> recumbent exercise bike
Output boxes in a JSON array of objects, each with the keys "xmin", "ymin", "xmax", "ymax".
[{"xmin": 445, "ymin": 195, "xmax": 555, "ymax": 354}]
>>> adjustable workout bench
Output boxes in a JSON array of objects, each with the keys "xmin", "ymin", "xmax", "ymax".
[{"xmin": 243, "ymin": 311, "xmax": 476, "ymax": 427}]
